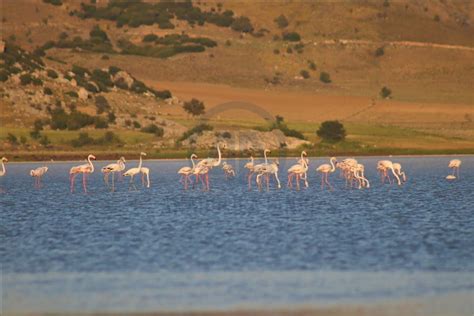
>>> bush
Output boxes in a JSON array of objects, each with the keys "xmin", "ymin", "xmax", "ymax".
[
  {"xmin": 108, "ymin": 111, "xmax": 116, "ymax": 123},
  {"xmin": 66, "ymin": 91, "xmax": 79, "ymax": 98},
  {"xmin": 30, "ymin": 129, "xmax": 41, "ymax": 140},
  {"xmin": 380, "ymin": 86, "xmax": 392, "ymax": 98},
  {"xmin": 183, "ymin": 98, "xmax": 205, "ymax": 116},
  {"xmin": 91, "ymin": 68, "xmax": 113, "ymax": 90},
  {"xmin": 221, "ymin": 131, "xmax": 232, "ymax": 139},
  {"xmin": 43, "ymin": 0, "xmax": 62, "ymax": 6},
  {"xmin": 273, "ymin": 48, "xmax": 280, "ymax": 54},
  {"xmin": 231, "ymin": 16, "xmax": 254, "ymax": 33},
  {"xmin": 274, "ymin": 14, "xmax": 289, "ymax": 28},
  {"xmin": 133, "ymin": 121, "xmax": 141, "ymax": 129},
  {"xmin": 375, "ymin": 46, "xmax": 385, "ymax": 57},
  {"xmin": 282, "ymin": 32, "xmax": 301, "ymax": 41},
  {"xmin": 89, "ymin": 25, "xmax": 109, "ymax": 42},
  {"xmin": 47, "ymin": 69, "xmax": 58, "ymax": 78},
  {"xmin": 0, "ymin": 70, "xmax": 8, "ymax": 82},
  {"xmin": 143, "ymin": 34, "xmax": 158, "ymax": 42},
  {"xmin": 286, "ymin": 47, "xmax": 293, "ymax": 54},
  {"xmin": 72, "ymin": 64, "xmax": 89, "ymax": 77},
  {"xmin": 71, "ymin": 132, "xmax": 94, "ymax": 147},
  {"xmin": 300, "ymin": 70, "xmax": 310, "ymax": 79},
  {"xmin": 94, "ymin": 116, "xmax": 109, "ymax": 129},
  {"xmin": 178, "ymin": 123, "xmax": 213, "ymax": 142},
  {"xmin": 43, "ymin": 87, "xmax": 53, "ymax": 95},
  {"xmin": 270, "ymin": 116, "xmax": 305, "ymax": 140},
  {"xmin": 141, "ymin": 124, "xmax": 164, "ymax": 137},
  {"xmin": 20, "ymin": 74, "xmax": 32, "ymax": 85},
  {"xmin": 95, "ymin": 95, "xmax": 110, "ymax": 114},
  {"xmin": 108, "ymin": 65, "xmax": 121, "ymax": 75},
  {"xmin": 308, "ymin": 60, "xmax": 317, "ymax": 70},
  {"xmin": 317, "ymin": 120, "xmax": 346, "ymax": 142},
  {"xmin": 34, "ymin": 119, "xmax": 44, "ymax": 131},
  {"xmin": 39, "ymin": 135, "xmax": 51, "ymax": 147},
  {"xmin": 320, "ymin": 72, "xmax": 331, "ymax": 83},
  {"xmin": 7, "ymin": 133, "xmax": 18, "ymax": 145}
]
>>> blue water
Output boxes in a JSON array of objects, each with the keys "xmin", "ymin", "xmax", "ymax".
[{"xmin": 1, "ymin": 156, "xmax": 474, "ymax": 313}]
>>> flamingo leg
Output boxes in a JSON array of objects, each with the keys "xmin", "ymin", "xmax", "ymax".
[
  {"xmin": 321, "ymin": 173, "xmax": 324, "ymax": 189},
  {"xmin": 104, "ymin": 173, "xmax": 109, "ymax": 188},
  {"xmin": 82, "ymin": 173, "xmax": 87, "ymax": 193},
  {"xmin": 296, "ymin": 174, "xmax": 300, "ymax": 190},
  {"xmin": 248, "ymin": 173, "xmax": 253, "ymax": 190},
  {"xmin": 111, "ymin": 172, "xmax": 115, "ymax": 192},
  {"xmin": 266, "ymin": 174, "xmax": 270, "ymax": 191},
  {"xmin": 70, "ymin": 174, "xmax": 76, "ymax": 193}
]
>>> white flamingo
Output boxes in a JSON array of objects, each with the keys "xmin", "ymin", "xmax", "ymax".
[
  {"xmin": 287, "ymin": 151, "xmax": 309, "ymax": 189},
  {"xmin": 101, "ymin": 156, "xmax": 126, "ymax": 191},
  {"xmin": 178, "ymin": 153, "xmax": 197, "ymax": 189},
  {"xmin": 353, "ymin": 163, "xmax": 370, "ymax": 189},
  {"xmin": 447, "ymin": 159, "xmax": 461, "ymax": 179},
  {"xmin": 195, "ymin": 144, "xmax": 222, "ymax": 190},
  {"xmin": 123, "ymin": 152, "xmax": 147, "ymax": 190},
  {"xmin": 140, "ymin": 167, "xmax": 151, "ymax": 188},
  {"xmin": 248, "ymin": 149, "xmax": 270, "ymax": 189},
  {"xmin": 316, "ymin": 157, "xmax": 337, "ymax": 190},
  {"xmin": 244, "ymin": 156, "xmax": 254, "ymax": 176},
  {"xmin": 256, "ymin": 159, "xmax": 281, "ymax": 191},
  {"xmin": 392, "ymin": 162, "xmax": 407, "ymax": 182},
  {"xmin": 377, "ymin": 160, "xmax": 401, "ymax": 186},
  {"xmin": 192, "ymin": 164, "xmax": 211, "ymax": 191},
  {"xmin": 70, "ymin": 154, "xmax": 96, "ymax": 193},
  {"xmin": 30, "ymin": 166, "xmax": 48, "ymax": 188},
  {"xmin": 0, "ymin": 157, "xmax": 8, "ymax": 177},
  {"xmin": 222, "ymin": 162, "xmax": 236, "ymax": 179}
]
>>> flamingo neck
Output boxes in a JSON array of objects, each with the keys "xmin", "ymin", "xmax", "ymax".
[
  {"xmin": 88, "ymin": 156, "xmax": 95, "ymax": 173},
  {"xmin": 250, "ymin": 156, "xmax": 254, "ymax": 164},
  {"xmin": 191, "ymin": 155, "xmax": 196, "ymax": 168},
  {"xmin": 330, "ymin": 158, "xmax": 336, "ymax": 172},
  {"xmin": 1, "ymin": 160, "xmax": 6, "ymax": 175},
  {"xmin": 215, "ymin": 145, "xmax": 221, "ymax": 166},
  {"xmin": 264, "ymin": 151, "xmax": 268, "ymax": 164},
  {"xmin": 138, "ymin": 155, "xmax": 143, "ymax": 170}
]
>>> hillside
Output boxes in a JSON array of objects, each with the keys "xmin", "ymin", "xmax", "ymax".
[{"xmin": 1, "ymin": 0, "xmax": 473, "ymax": 159}]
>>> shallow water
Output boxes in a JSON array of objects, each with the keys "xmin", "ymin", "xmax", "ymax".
[{"xmin": 1, "ymin": 156, "xmax": 474, "ymax": 312}]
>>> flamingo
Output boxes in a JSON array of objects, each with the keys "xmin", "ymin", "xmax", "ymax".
[
  {"xmin": 392, "ymin": 162, "xmax": 407, "ymax": 182},
  {"xmin": 248, "ymin": 149, "xmax": 270, "ymax": 189},
  {"xmin": 256, "ymin": 159, "xmax": 281, "ymax": 191},
  {"xmin": 195, "ymin": 144, "xmax": 222, "ymax": 190},
  {"xmin": 0, "ymin": 157, "xmax": 8, "ymax": 177},
  {"xmin": 316, "ymin": 157, "xmax": 337, "ymax": 190},
  {"xmin": 447, "ymin": 159, "xmax": 461, "ymax": 179},
  {"xmin": 70, "ymin": 154, "xmax": 96, "ymax": 193},
  {"xmin": 178, "ymin": 154, "xmax": 197, "ymax": 189},
  {"xmin": 377, "ymin": 160, "xmax": 402, "ymax": 186},
  {"xmin": 244, "ymin": 156, "xmax": 254, "ymax": 176},
  {"xmin": 101, "ymin": 156, "xmax": 126, "ymax": 191},
  {"xmin": 287, "ymin": 151, "xmax": 309, "ymax": 189},
  {"xmin": 123, "ymin": 152, "xmax": 147, "ymax": 190},
  {"xmin": 352, "ymin": 163, "xmax": 370, "ymax": 189},
  {"xmin": 30, "ymin": 166, "xmax": 48, "ymax": 188},
  {"xmin": 192, "ymin": 164, "xmax": 211, "ymax": 191},
  {"xmin": 140, "ymin": 167, "xmax": 151, "ymax": 188},
  {"xmin": 222, "ymin": 162, "xmax": 236, "ymax": 179}
]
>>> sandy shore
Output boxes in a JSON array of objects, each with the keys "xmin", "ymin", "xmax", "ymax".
[{"xmin": 6, "ymin": 292, "xmax": 473, "ymax": 316}]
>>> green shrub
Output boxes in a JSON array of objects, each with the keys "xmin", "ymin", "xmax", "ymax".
[
  {"xmin": 317, "ymin": 120, "xmax": 346, "ymax": 142},
  {"xmin": 150, "ymin": 89, "xmax": 172, "ymax": 99},
  {"xmin": 286, "ymin": 47, "xmax": 293, "ymax": 54},
  {"xmin": 71, "ymin": 132, "xmax": 94, "ymax": 147},
  {"xmin": 108, "ymin": 111, "xmax": 116, "ymax": 123},
  {"xmin": 7, "ymin": 133, "xmax": 18, "ymax": 145},
  {"xmin": 178, "ymin": 123, "xmax": 213, "ymax": 142},
  {"xmin": 320, "ymin": 72, "xmax": 331, "ymax": 83},
  {"xmin": 43, "ymin": 87, "xmax": 53, "ymax": 95},
  {"xmin": 72, "ymin": 64, "xmax": 89, "ymax": 77},
  {"xmin": 0, "ymin": 70, "xmax": 8, "ymax": 82},
  {"xmin": 308, "ymin": 60, "xmax": 317, "ymax": 70},
  {"xmin": 95, "ymin": 95, "xmax": 110, "ymax": 114},
  {"xmin": 274, "ymin": 14, "xmax": 289, "ymax": 28},
  {"xmin": 39, "ymin": 135, "xmax": 51, "ymax": 147},
  {"xmin": 270, "ymin": 116, "xmax": 305, "ymax": 140},
  {"xmin": 47, "ymin": 69, "xmax": 58, "ymax": 78},
  {"xmin": 94, "ymin": 116, "xmax": 109, "ymax": 129},
  {"xmin": 380, "ymin": 86, "xmax": 392, "ymax": 98},
  {"xmin": 108, "ymin": 65, "xmax": 121, "ymax": 75},
  {"xmin": 375, "ymin": 46, "xmax": 384, "ymax": 57},
  {"xmin": 43, "ymin": 0, "xmax": 62, "ymax": 6},
  {"xmin": 85, "ymin": 82, "xmax": 99, "ymax": 93},
  {"xmin": 282, "ymin": 32, "xmax": 301, "ymax": 41},
  {"xmin": 91, "ymin": 68, "xmax": 113, "ymax": 90},
  {"xmin": 141, "ymin": 124, "xmax": 164, "ymax": 137},
  {"xmin": 32, "ymin": 77, "xmax": 43, "ymax": 86},
  {"xmin": 231, "ymin": 16, "xmax": 254, "ymax": 33},
  {"xmin": 30, "ymin": 129, "xmax": 41, "ymax": 140},
  {"xmin": 222, "ymin": 131, "xmax": 232, "ymax": 139},
  {"xmin": 133, "ymin": 121, "xmax": 141, "ymax": 129},
  {"xmin": 183, "ymin": 98, "xmax": 205, "ymax": 116},
  {"xmin": 273, "ymin": 48, "xmax": 280, "ymax": 54},
  {"xmin": 66, "ymin": 91, "xmax": 79, "ymax": 98},
  {"xmin": 20, "ymin": 74, "xmax": 32, "ymax": 85},
  {"xmin": 89, "ymin": 25, "xmax": 109, "ymax": 42},
  {"xmin": 300, "ymin": 70, "xmax": 310, "ymax": 79},
  {"xmin": 143, "ymin": 34, "xmax": 158, "ymax": 42}
]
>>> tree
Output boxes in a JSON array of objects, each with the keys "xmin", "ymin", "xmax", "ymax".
[
  {"xmin": 317, "ymin": 120, "xmax": 346, "ymax": 142},
  {"xmin": 274, "ymin": 14, "xmax": 289, "ymax": 28},
  {"xmin": 183, "ymin": 98, "xmax": 205, "ymax": 116},
  {"xmin": 320, "ymin": 72, "xmax": 331, "ymax": 83},
  {"xmin": 230, "ymin": 16, "xmax": 254, "ymax": 33},
  {"xmin": 300, "ymin": 70, "xmax": 310, "ymax": 79},
  {"xmin": 282, "ymin": 31, "xmax": 301, "ymax": 42},
  {"xmin": 380, "ymin": 86, "xmax": 392, "ymax": 98}
]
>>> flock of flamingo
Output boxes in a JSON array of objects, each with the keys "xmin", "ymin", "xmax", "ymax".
[{"xmin": 0, "ymin": 149, "xmax": 464, "ymax": 193}]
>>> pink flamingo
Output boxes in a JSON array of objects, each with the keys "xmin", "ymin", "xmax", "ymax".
[
  {"xmin": 101, "ymin": 156, "xmax": 126, "ymax": 191},
  {"xmin": 195, "ymin": 144, "xmax": 222, "ymax": 190},
  {"xmin": 377, "ymin": 160, "xmax": 401, "ymax": 185},
  {"xmin": 178, "ymin": 154, "xmax": 197, "ymax": 189},
  {"xmin": 287, "ymin": 151, "xmax": 309, "ymax": 190},
  {"xmin": 70, "ymin": 154, "xmax": 96, "ymax": 193},
  {"xmin": 448, "ymin": 159, "xmax": 461, "ymax": 179},
  {"xmin": 30, "ymin": 166, "xmax": 48, "ymax": 188},
  {"xmin": 192, "ymin": 164, "xmax": 211, "ymax": 191},
  {"xmin": 222, "ymin": 162, "xmax": 236, "ymax": 179},
  {"xmin": 316, "ymin": 157, "xmax": 337, "ymax": 190},
  {"xmin": 248, "ymin": 149, "xmax": 270, "ymax": 189},
  {"xmin": 0, "ymin": 157, "xmax": 8, "ymax": 177}
]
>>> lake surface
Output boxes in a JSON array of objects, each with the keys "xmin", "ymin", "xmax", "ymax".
[{"xmin": 1, "ymin": 156, "xmax": 473, "ymax": 313}]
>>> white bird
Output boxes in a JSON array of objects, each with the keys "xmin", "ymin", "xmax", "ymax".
[
  {"xmin": 392, "ymin": 162, "xmax": 407, "ymax": 182},
  {"xmin": 256, "ymin": 159, "xmax": 281, "ymax": 191},
  {"xmin": 222, "ymin": 162, "xmax": 236, "ymax": 179},
  {"xmin": 178, "ymin": 154, "xmax": 197, "ymax": 189},
  {"xmin": 316, "ymin": 157, "xmax": 337, "ymax": 190},
  {"xmin": 0, "ymin": 157, "xmax": 8, "ymax": 177},
  {"xmin": 196, "ymin": 144, "xmax": 222, "ymax": 169},
  {"xmin": 101, "ymin": 156, "xmax": 126, "ymax": 191},
  {"xmin": 448, "ymin": 159, "xmax": 461, "ymax": 179},
  {"xmin": 30, "ymin": 166, "xmax": 48, "ymax": 188},
  {"xmin": 248, "ymin": 149, "xmax": 270, "ymax": 189},
  {"xmin": 123, "ymin": 152, "xmax": 147, "ymax": 190},
  {"xmin": 377, "ymin": 160, "xmax": 402, "ymax": 186},
  {"xmin": 287, "ymin": 151, "xmax": 309, "ymax": 189},
  {"xmin": 70, "ymin": 154, "xmax": 96, "ymax": 193}
]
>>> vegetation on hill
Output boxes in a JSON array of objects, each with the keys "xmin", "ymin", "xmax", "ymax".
[{"xmin": 317, "ymin": 121, "xmax": 346, "ymax": 142}]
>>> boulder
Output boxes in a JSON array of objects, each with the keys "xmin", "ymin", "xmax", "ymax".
[
  {"xmin": 78, "ymin": 87, "xmax": 88, "ymax": 100},
  {"xmin": 112, "ymin": 71, "xmax": 134, "ymax": 89}
]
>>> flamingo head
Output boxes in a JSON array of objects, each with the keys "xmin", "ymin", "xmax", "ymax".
[
  {"xmin": 140, "ymin": 152, "xmax": 147, "ymax": 156},
  {"xmin": 88, "ymin": 154, "xmax": 96, "ymax": 160},
  {"xmin": 302, "ymin": 151, "xmax": 307, "ymax": 157},
  {"xmin": 264, "ymin": 149, "xmax": 271, "ymax": 154},
  {"xmin": 30, "ymin": 170, "xmax": 35, "ymax": 176},
  {"xmin": 1, "ymin": 157, "xmax": 8, "ymax": 162},
  {"xmin": 191, "ymin": 154, "xmax": 197, "ymax": 159},
  {"xmin": 120, "ymin": 156, "xmax": 126, "ymax": 162}
]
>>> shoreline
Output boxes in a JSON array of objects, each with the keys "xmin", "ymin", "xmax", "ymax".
[{"xmin": 5, "ymin": 291, "xmax": 473, "ymax": 316}]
